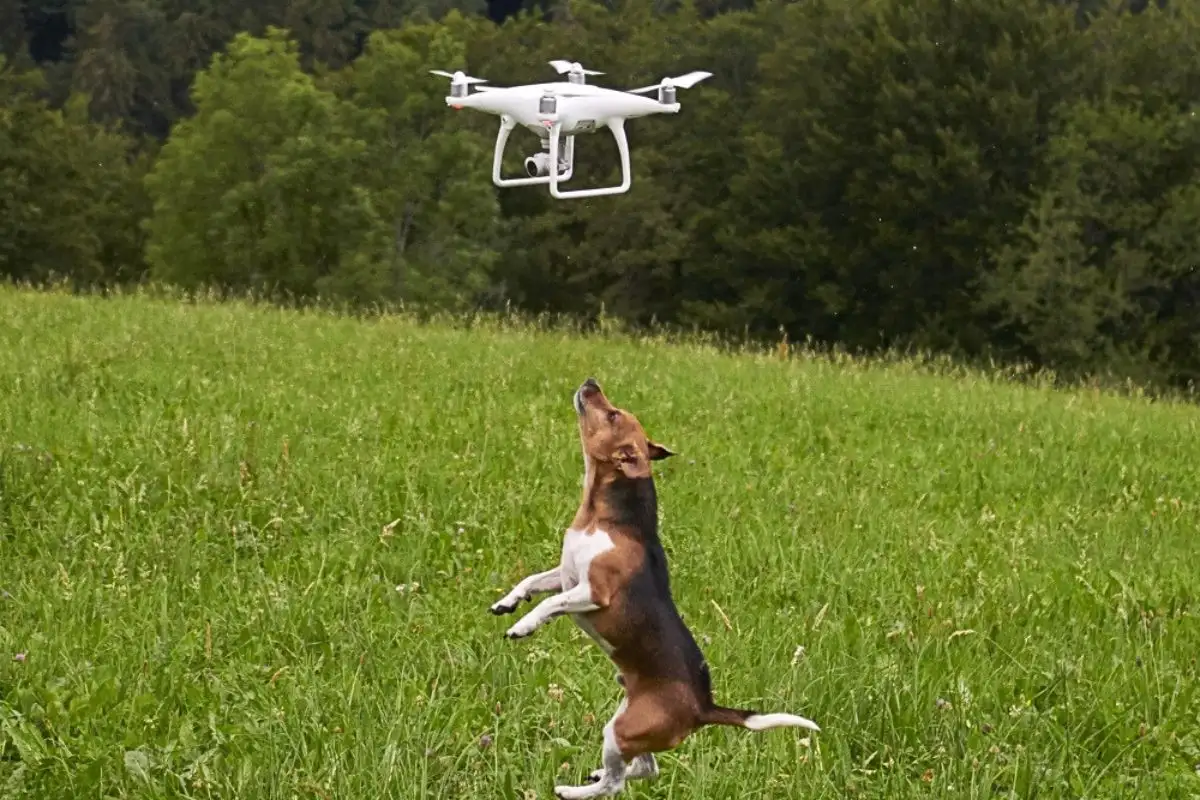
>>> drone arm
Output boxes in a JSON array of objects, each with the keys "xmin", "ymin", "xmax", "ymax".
[{"xmin": 549, "ymin": 118, "xmax": 631, "ymax": 199}]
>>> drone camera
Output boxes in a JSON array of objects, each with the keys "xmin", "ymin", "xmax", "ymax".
[{"xmin": 524, "ymin": 153, "xmax": 551, "ymax": 177}]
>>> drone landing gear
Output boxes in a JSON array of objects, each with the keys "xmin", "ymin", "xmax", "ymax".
[
  {"xmin": 492, "ymin": 116, "xmax": 574, "ymax": 187},
  {"xmin": 548, "ymin": 118, "xmax": 631, "ymax": 200},
  {"xmin": 491, "ymin": 115, "xmax": 633, "ymax": 200}
]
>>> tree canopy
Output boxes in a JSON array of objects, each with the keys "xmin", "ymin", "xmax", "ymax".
[{"xmin": 3, "ymin": 0, "xmax": 1199, "ymax": 391}]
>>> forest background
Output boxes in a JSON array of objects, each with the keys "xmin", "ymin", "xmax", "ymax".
[{"xmin": 3, "ymin": 0, "xmax": 1199, "ymax": 392}]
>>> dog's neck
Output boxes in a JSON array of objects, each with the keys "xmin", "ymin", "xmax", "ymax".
[
  {"xmin": 574, "ymin": 463, "xmax": 659, "ymax": 539},
  {"xmin": 600, "ymin": 475, "xmax": 659, "ymax": 535}
]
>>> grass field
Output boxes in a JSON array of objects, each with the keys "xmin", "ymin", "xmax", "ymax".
[{"xmin": 1, "ymin": 286, "xmax": 1198, "ymax": 799}]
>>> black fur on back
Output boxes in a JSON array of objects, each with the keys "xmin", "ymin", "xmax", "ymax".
[{"xmin": 604, "ymin": 475, "xmax": 715, "ymax": 704}]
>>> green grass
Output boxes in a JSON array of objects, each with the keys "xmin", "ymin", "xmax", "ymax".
[{"xmin": 1, "ymin": 285, "xmax": 1198, "ymax": 799}]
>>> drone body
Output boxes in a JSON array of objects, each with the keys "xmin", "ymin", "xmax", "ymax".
[{"xmin": 430, "ymin": 61, "xmax": 712, "ymax": 200}]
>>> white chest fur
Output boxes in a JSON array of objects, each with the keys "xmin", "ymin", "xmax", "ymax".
[
  {"xmin": 560, "ymin": 527, "xmax": 617, "ymax": 655},
  {"xmin": 559, "ymin": 527, "xmax": 614, "ymax": 586}
]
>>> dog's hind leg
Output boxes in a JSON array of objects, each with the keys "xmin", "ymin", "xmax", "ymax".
[
  {"xmin": 555, "ymin": 700, "xmax": 630, "ymax": 799},
  {"xmin": 587, "ymin": 754, "xmax": 656, "ymax": 785}
]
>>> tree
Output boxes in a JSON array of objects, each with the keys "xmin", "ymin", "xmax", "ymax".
[
  {"xmin": 143, "ymin": 29, "xmax": 390, "ymax": 301},
  {"xmin": 981, "ymin": 99, "xmax": 1200, "ymax": 387},
  {"xmin": 144, "ymin": 22, "xmax": 499, "ymax": 309},
  {"xmin": 0, "ymin": 56, "xmax": 148, "ymax": 287},
  {"xmin": 709, "ymin": 0, "xmax": 1085, "ymax": 354},
  {"xmin": 335, "ymin": 12, "xmax": 501, "ymax": 310},
  {"xmin": 67, "ymin": 0, "xmax": 172, "ymax": 133},
  {"xmin": 977, "ymin": 2, "xmax": 1200, "ymax": 388},
  {"xmin": 0, "ymin": 0, "xmax": 25, "ymax": 64}
]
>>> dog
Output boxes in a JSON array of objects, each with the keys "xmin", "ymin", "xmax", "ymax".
[{"xmin": 490, "ymin": 378, "xmax": 820, "ymax": 798}]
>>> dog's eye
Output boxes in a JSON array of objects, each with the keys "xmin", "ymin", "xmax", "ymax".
[{"xmin": 607, "ymin": 410, "xmax": 621, "ymax": 422}]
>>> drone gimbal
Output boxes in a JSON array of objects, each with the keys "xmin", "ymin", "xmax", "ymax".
[{"xmin": 492, "ymin": 114, "xmax": 631, "ymax": 200}]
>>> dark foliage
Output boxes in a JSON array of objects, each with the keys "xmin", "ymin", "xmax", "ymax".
[{"xmin": 3, "ymin": 0, "xmax": 1199, "ymax": 391}]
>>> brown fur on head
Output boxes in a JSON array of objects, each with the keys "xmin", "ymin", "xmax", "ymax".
[{"xmin": 574, "ymin": 378, "xmax": 674, "ymax": 481}]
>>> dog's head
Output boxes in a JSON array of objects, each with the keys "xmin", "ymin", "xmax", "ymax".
[{"xmin": 574, "ymin": 378, "xmax": 674, "ymax": 481}]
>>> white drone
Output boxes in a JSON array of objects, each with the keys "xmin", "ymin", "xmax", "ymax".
[{"xmin": 430, "ymin": 60, "xmax": 712, "ymax": 200}]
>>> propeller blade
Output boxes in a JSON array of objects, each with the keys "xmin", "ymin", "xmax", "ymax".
[
  {"xmin": 670, "ymin": 70, "xmax": 713, "ymax": 89},
  {"xmin": 627, "ymin": 70, "xmax": 713, "ymax": 94},
  {"xmin": 429, "ymin": 69, "xmax": 488, "ymax": 85},
  {"xmin": 548, "ymin": 60, "xmax": 604, "ymax": 76}
]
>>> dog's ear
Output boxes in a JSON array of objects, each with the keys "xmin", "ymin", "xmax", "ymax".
[
  {"xmin": 647, "ymin": 440, "xmax": 675, "ymax": 461},
  {"xmin": 614, "ymin": 445, "xmax": 652, "ymax": 479}
]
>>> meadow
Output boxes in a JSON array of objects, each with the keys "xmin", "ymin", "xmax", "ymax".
[{"xmin": 1, "ymin": 285, "xmax": 1198, "ymax": 799}]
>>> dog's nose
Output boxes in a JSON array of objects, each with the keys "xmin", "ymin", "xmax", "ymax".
[{"xmin": 574, "ymin": 379, "xmax": 598, "ymax": 414}]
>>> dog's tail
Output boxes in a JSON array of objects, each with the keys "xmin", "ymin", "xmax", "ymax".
[{"xmin": 699, "ymin": 705, "xmax": 821, "ymax": 733}]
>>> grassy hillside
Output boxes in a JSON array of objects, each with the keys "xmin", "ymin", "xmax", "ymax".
[{"xmin": 1, "ymin": 286, "xmax": 1198, "ymax": 799}]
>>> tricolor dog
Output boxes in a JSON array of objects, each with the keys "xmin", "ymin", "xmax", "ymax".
[{"xmin": 490, "ymin": 378, "xmax": 820, "ymax": 798}]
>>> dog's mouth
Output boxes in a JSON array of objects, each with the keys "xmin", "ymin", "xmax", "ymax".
[{"xmin": 574, "ymin": 377, "xmax": 601, "ymax": 416}]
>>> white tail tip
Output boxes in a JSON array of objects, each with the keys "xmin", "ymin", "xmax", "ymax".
[{"xmin": 743, "ymin": 713, "xmax": 821, "ymax": 732}]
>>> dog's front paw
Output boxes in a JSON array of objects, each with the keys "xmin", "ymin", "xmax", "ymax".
[
  {"xmin": 489, "ymin": 600, "xmax": 518, "ymax": 615},
  {"xmin": 489, "ymin": 592, "xmax": 530, "ymax": 615},
  {"xmin": 504, "ymin": 618, "xmax": 537, "ymax": 639}
]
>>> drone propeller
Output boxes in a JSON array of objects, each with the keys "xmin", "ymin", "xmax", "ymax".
[
  {"xmin": 627, "ymin": 70, "xmax": 713, "ymax": 94},
  {"xmin": 429, "ymin": 69, "xmax": 488, "ymax": 85},
  {"xmin": 549, "ymin": 60, "xmax": 604, "ymax": 77}
]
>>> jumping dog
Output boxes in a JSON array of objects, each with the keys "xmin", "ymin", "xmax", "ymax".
[{"xmin": 490, "ymin": 378, "xmax": 820, "ymax": 798}]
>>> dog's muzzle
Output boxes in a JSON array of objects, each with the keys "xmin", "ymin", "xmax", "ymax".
[{"xmin": 574, "ymin": 377, "xmax": 600, "ymax": 415}]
